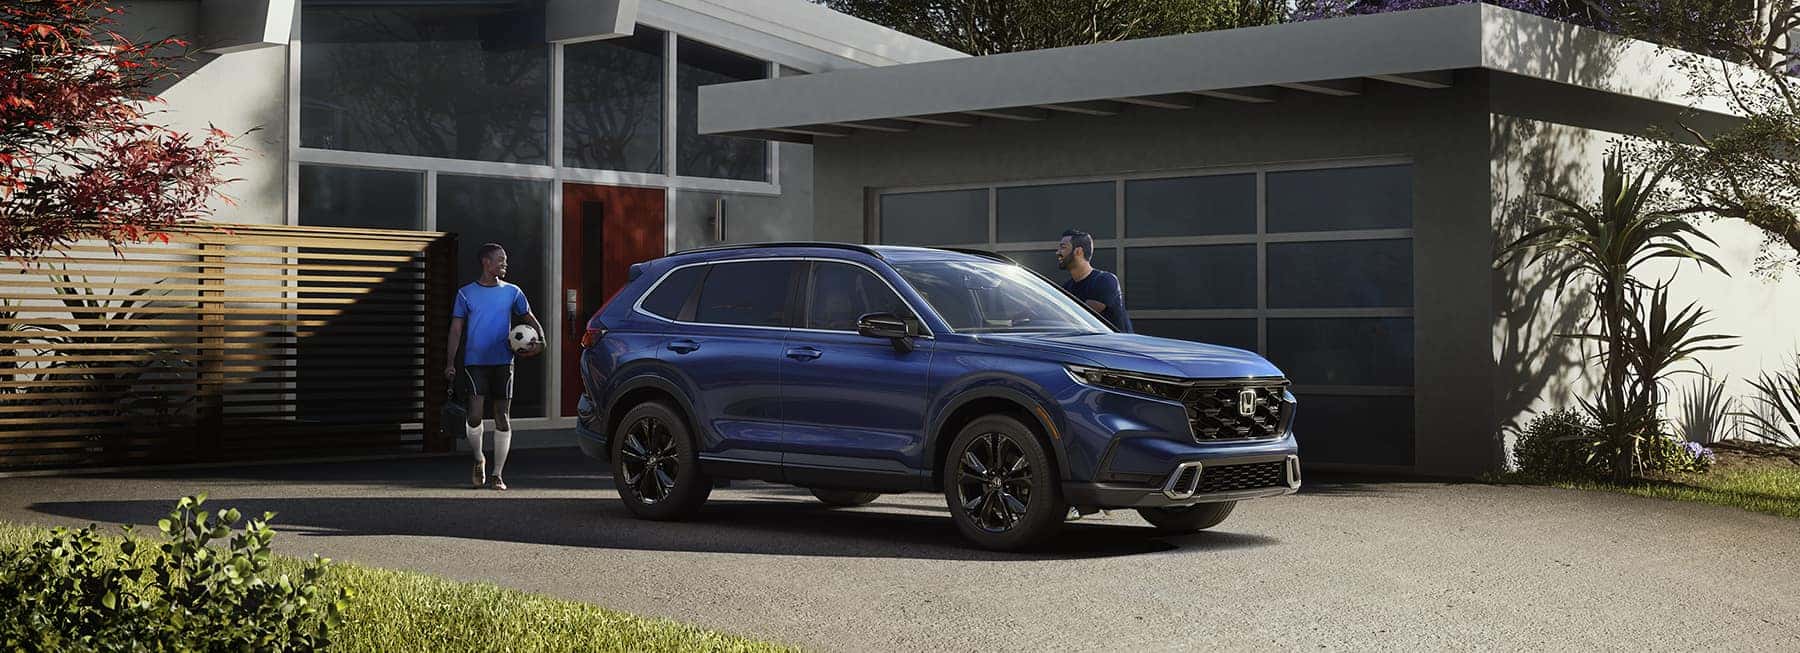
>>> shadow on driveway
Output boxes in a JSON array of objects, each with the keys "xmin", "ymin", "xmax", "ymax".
[{"xmin": 26, "ymin": 448, "xmax": 1287, "ymax": 562}]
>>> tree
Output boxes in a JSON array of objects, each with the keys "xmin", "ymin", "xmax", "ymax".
[
  {"xmin": 1497, "ymin": 155, "xmax": 1734, "ymax": 481},
  {"xmin": 816, "ymin": 0, "xmax": 1288, "ymax": 55},
  {"xmin": 1, "ymin": 0, "xmax": 240, "ymax": 259}
]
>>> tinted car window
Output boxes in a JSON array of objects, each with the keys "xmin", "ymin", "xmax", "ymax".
[
  {"xmin": 894, "ymin": 260, "xmax": 1111, "ymax": 333},
  {"xmin": 640, "ymin": 265, "xmax": 706, "ymax": 320},
  {"xmin": 693, "ymin": 260, "xmax": 800, "ymax": 327},
  {"xmin": 805, "ymin": 262, "xmax": 913, "ymax": 331}
]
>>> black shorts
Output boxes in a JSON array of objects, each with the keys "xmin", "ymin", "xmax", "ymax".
[{"xmin": 461, "ymin": 364, "xmax": 514, "ymax": 400}]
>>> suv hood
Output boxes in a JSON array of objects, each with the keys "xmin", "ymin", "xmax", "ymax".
[{"xmin": 978, "ymin": 332, "xmax": 1283, "ymax": 380}]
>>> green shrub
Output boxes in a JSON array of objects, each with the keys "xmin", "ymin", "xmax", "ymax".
[
  {"xmin": 1514, "ymin": 409, "xmax": 1714, "ymax": 479},
  {"xmin": 0, "ymin": 495, "xmax": 349, "ymax": 651},
  {"xmin": 1513, "ymin": 409, "xmax": 1604, "ymax": 479}
]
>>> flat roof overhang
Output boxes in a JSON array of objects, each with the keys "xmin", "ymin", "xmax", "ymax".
[{"xmin": 700, "ymin": 3, "xmax": 1748, "ymax": 144}]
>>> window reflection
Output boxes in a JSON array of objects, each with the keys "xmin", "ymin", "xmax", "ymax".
[
  {"xmin": 677, "ymin": 37, "xmax": 768, "ymax": 181},
  {"xmin": 564, "ymin": 27, "xmax": 664, "ymax": 173},
  {"xmin": 300, "ymin": 3, "xmax": 550, "ymax": 164}
]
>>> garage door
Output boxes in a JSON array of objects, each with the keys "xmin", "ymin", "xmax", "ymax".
[{"xmin": 874, "ymin": 162, "xmax": 1415, "ymax": 467}]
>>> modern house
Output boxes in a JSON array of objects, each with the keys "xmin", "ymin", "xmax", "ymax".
[
  {"xmin": 698, "ymin": 3, "xmax": 1800, "ymax": 476},
  {"xmin": 113, "ymin": 1, "xmax": 1797, "ymax": 476},
  {"xmin": 112, "ymin": 0, "xmax": 961, "ymax": 426}
]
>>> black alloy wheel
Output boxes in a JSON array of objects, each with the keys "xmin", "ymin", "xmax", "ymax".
[
  {"xmin": 943, "ymin": 414, "xmax": 1065, "ymax": 550},
  {"xmin": 611, "ymin": 401, "xmax": 710, "ymax": 520}
]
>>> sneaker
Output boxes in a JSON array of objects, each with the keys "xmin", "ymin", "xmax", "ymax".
[
  {"xmin": 471, "ymin": 461, "xmax": 486, "ymax": 489},
  {"xmin": 491, "ymin": 475, "xmax": 507, "ymax": 491}
]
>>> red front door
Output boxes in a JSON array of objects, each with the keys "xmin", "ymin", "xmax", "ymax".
[{"xmin": 561, "ymin": 183, "xmax": 665, "ymax": 416}]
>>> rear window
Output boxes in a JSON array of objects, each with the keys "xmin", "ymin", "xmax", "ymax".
[
  {"xmin": 693, "ymin": 260, "xmax": 801, "ymax": 327},
  {"xmin": 641, "ymin": 266, "xmax": 706, "ymax": 320}
]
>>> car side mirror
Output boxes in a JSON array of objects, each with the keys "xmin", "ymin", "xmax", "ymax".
[{"xmin": 857, "ymin": 312, "xmax": 919, "ymax": 352}]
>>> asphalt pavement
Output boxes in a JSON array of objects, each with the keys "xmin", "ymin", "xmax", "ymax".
[{"xmin": 1, "ymin": 448, "xmax": 1796, "ymax": 652}]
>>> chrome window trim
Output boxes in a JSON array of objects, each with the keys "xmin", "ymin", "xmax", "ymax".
[{"xmin": 631, "ymin": 255, "xmax": 938, "ymax": 338}]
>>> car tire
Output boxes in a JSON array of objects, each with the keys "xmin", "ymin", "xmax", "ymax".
[
  {"xmin": 942, "ymin": 414, "xmax": 1066, "ymax": 551},
  {"xmin": 810, "ymin": 489, "xmax": 880, "ymax": 507},
  {"xmin": 611, "ymin": 401, "xmax": 711, "ymax": 521},
  {"xmin": 1137, "ymin": 501, "xmax": 1236, "ymax": 533}
]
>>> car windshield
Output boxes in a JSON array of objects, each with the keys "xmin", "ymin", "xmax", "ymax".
[{"xmin": 893, "ymin": 260, "xmax": 1114, "ymax": 334}]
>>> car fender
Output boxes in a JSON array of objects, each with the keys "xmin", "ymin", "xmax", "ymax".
[{"xmin": 925, "ymin": 377, "xmax": 1072, "ymax": 481}]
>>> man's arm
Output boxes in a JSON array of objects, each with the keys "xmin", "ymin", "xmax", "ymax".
[
  {"xmin": 445, "ymin": 316, "xmax": 464, "ymax": 380},
  {"xmin": 523, "ymin": 311, "xmax": 546, "ymax": 356},
  {"xmin": 1084, "ymin": 299, "xmax": 1107, "ymax": 313}
]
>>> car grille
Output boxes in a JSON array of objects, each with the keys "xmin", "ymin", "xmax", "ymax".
[
  {"xmin": 1196, "ymin": 461, "xmax": 1289, "ymax": 494},
  {"xmin": 1182, "ymin": 383, "xmax": 1287, "ymax": 441}
]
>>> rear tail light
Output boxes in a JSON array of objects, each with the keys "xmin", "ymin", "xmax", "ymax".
[{"xmin": 579, "ymin": 324, "xmax": 606, "ymax": 349}]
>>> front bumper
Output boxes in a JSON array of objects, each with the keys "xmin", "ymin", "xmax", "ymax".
[{"xmin": 1063, "ymin": 453, "xmax": 1301, "ymax": 509}]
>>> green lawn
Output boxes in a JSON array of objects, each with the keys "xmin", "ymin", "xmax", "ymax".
[
  {"xmin": 0, "ymin": 522, "xmax": 793, "ymax": 653},
  {"xmin": 1554, "ymin": 466, "xmax": 1800, "ymax": 520}
]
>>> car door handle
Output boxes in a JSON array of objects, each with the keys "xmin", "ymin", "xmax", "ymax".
[
  {"xmin": 784, "ymin": 347, "xmax": 822, "ymax": 361},
  {"xmin": 667, "ymin": 339, "xmax": 701, "ymax": 354}
]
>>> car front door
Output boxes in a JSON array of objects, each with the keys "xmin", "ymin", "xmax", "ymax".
[
  {"xmin": 778, "ymin": 260, "xmax": 935, "ymax": 491},
  {"xmin": 657, "ymin": 259, "xmax": 803, "ymax": 479}
]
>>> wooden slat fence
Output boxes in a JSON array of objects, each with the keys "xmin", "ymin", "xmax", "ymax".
[{"xmin": 0, "ymin": 223, "xmax": 457, "ymax": 472}]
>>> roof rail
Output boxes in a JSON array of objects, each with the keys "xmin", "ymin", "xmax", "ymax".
[
  {"xmin": 934, "ymin": 247, "xmax": 1017, "ymax": 264},
  {"xmin": 668, "ymin": 241, "xmax": 885, "ymax": 259}
]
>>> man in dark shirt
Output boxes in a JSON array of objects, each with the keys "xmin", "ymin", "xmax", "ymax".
[{"xmin": 1055, "ymin": 229, "xmax": 1133, "ymax": 332}]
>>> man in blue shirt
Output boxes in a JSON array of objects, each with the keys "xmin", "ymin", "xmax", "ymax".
[
  {"xmin": 446, "ymin": 243, "xmax": 545, "ymax": 491},
  {"xmin": 1055, "ymin": 229, "xmax": 1133, "ymax": 333}
]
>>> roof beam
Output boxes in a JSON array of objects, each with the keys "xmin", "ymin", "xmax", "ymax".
[
  {"xmin": 1115, "ymin": 93, "xmax": 1198, "ymax": 110},
  {"xmin": 1040, "ymin": 100, "xmax": 1123, "ymax": 116},
  {"xmin": 727, "ymin": 130, "xmax": 813, "ymax": 145},
  {"xmin": 834, "ymin": 119, "xmax": 916, "ymax": 133},
  {"xmin": 965, "ymin": 107, "xmax": 1049, "ymax": 121},
  {"xmin": 1190, "ymin": 86, "xmax": 1280, "ymax": 103},
  {"xmin": 772, "ymin": 125, "xmax": 852, "ymax": 138},
  {"xmin": 1276, "ymin": 78, "xmax": 1364, "ymax": 97},
  {"xmin": 1369, "ymin": 71, "xmax": 1453, "ymax": 89},
  {"xmin": 897, "ymin": 113, "xmax": 979, "ymax": 127}
]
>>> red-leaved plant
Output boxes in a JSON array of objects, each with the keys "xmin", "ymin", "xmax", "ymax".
[{"xmin": 1, "ymin": 0, "xmax": 241, "ymax": 259}]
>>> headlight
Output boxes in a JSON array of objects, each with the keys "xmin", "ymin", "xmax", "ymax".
[{"xmin": 1065, "ymin": 365, "xmax": 1188, "ymax": 401}]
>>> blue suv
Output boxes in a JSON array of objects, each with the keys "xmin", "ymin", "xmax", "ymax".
[{"xmin": 575, "ymin": 243, "xmax": 1300, "ymax": 550}]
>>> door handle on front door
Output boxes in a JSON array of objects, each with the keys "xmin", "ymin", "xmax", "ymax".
[
  {"xmin": 784, "ymin": 346, "xmax": 822, "ymax": 361},
  {"xmin": 667, "ymin": 339, "xmax": 701, "ymax": 354}
]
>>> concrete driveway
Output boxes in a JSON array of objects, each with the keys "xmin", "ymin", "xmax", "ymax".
[{"xmin": 2, "ymin": 448, "xmax": 1796, "ymax": 652}]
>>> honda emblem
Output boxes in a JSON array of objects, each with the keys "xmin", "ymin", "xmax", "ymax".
[{"xmin": 1237, "ymin": 388, "xmax": 1257, "ymax": 417}]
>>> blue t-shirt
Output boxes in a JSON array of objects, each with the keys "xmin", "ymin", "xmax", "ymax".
[
  {"xmin": 454, "ymin": 281, "xmax": 531, "ymax": 366},
  {"xmin": 1062, "ymin": 270, "xmax": 1133, "ymax": 333}
]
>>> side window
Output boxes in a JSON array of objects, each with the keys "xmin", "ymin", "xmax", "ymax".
[
  {"xmin": 694, "ymin": 260, "xmax": 801, "ymax": 327},
  {"xmin": 640, "ymin": 265, "xmax": 706, "ymax": 320},
  {"xmin": 805, "ymin": 262, "xmax": 913, "ymax": 331}
]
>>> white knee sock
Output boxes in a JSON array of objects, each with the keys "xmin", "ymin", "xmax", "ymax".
[
  {"xmin": 466, "ymin": 422, "xmax": 485, "ymax": 465},
  {"xmin": 492, "ymin": 428, "xmax": 512, "ymax": 477}
]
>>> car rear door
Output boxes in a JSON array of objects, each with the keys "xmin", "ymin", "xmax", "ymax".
[
  {"xmin": 656, "ymin": 259, "xmax": 803, "ymax": 478},
  {"xmin": 778, "ymin": 260, "xmax": 935, "ymax": 491}
]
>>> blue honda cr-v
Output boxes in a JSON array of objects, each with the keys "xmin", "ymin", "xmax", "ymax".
[{"xmin": 575, "ymin": 243, "xmax": 1300, "ymax": 550}]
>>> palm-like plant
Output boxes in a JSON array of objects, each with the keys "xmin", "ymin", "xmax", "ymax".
[
  {"xmin": 1738, "ymin": 354, "xmax": 1800, "ymax": 447},
  {"xmin": 1497, "ymin": 154, "xmax": 1731, "ymax": 481},
  {"xmin": 1675, "ymin": 363, "xmax": 1737, "ymax": 444}
]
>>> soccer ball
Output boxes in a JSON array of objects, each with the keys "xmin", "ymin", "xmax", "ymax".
[{"xmin": 509, "ymin": 324, "xmax": 542, "ymax": 355}]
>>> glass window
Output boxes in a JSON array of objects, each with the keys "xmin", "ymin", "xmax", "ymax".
[
  {"xmin": 1292, "ymin": 395, "xmax": 1414, "ymax": 466},
  {"xmin": 996, "ymin": 182, "xmax": 1115, "ymax": 242},
  {"xmin": 1006, "ymin": 248, "xmax": 1115, "ymax": 285},
  {"xmin": 677, "ymin": 37, "xmax": 767, "ymax": 181},
  {"xmin": 1266, "ymin": 165, "xmax": 1412, "ymax": 232},
  {"xmin": 300, "ymin": 4, "xmax": 549, "ymax": 164},
  {"xmin": 1125, "ymin": 174, "xmax": 1256, "ymax": 237},
  {"xmin": 694, "ymin": 261, "xmax": 799, "ymax": 327},
  {"xmin": 641, "ymin": 265, "xmax": 705, "ymax": 320},
  {"xmin": 805, "ymin": 263, "xmax": 912, "ymax": 331},
  {"xmin": 435, "ymin": 175, "xmax": 550, "ymax": 417},
  {"xmin": 298, "ymin": 165, "xmax": 421, "ymax": 230},
  {"xmin": 878, "ymin": 190, "xmax": 988, "ymax": 246},
  {"xmin": 1134, "ymin": 319, "xmax": 1258, "ymax": 352},
  {"xmin": 1123, "ymin": 245, "xmax": 1256, "ymax": 310},
  {"xmin": 894, "ymin": 261, "xmax": 1111, "ymax": 333},
  {"xmin": 564, "ymin": 26, "xmax": 664, "ymax": 173},
  {"xmin": 1266, "ymin": 318, "xmax": 1413, "ymax": 387},
  {"xmin": 1268, "ymin": 239, "xmax": 1412, "ymax": 308}
]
